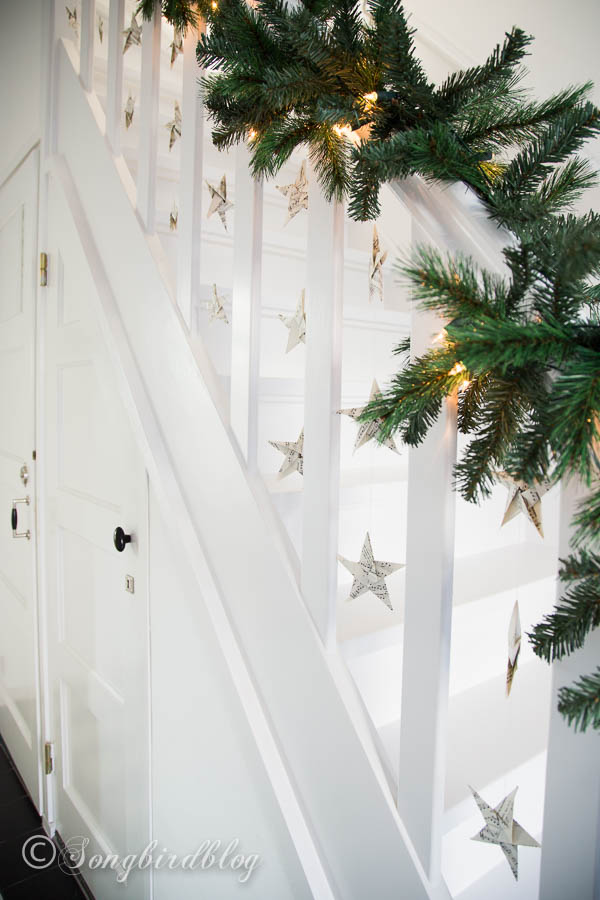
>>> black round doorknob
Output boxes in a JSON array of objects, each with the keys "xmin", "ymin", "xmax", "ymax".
[{"xmin": 113, "ymin": 527, "xmax": 132, "ymax": 552}]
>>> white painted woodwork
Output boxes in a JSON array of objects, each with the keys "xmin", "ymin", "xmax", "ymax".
[
  {"xmin": 539, "ymin": 478, "xmax": 600, "ymax": 900},
  {"xmin": 397, "ymin": 214, "xmax": 458, "ymax": 883},
  {"xmin": 136, "ymin": 4, "xmax": 161, "ymax": 232},
  {"xmin": 79, "ymin": 0, "xmax": 95, "ymax": 91},
  {"xmin": 231, "ymin": 146, "xmax": 263, "ymax": 466},
  {"xmin": 0, "ymin": 148, "xmax": 42, "ymax": 809},
  {"xmin": 52, "ymin": 42, "xmax": 433, "ymax": 899},
  {"xmin": 176, "ymin": 23, "xmax": 205, "ymax": 327},
  {"xmin": 301, "ymin": 165, "xmax": 344, "ymax": 647},
  {"xmin": 105, "ymin": 0, "xmax": 125, "ymax": 153},
  {"xmin": 44, "ymin": 174, "xmax": 150, "ymax": 900}
]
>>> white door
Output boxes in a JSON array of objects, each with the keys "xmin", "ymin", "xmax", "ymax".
[
  {"xmin": 0, "ymin": 148, "xmax": 42, "ymax": 808},
  {"xmin": 44, "ymin": 175, "xmax": 151, "ymax": 900}
]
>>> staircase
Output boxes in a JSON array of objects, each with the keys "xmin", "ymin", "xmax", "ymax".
[{"xmin": 43, "ymin": 2, "xmax": 600, "ymax": 899}]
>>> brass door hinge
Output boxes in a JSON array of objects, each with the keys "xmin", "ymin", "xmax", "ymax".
[
  {"xmin": 44, "ymin": 741, "xmax": 54, "ymax": 775},
  {"xmin": 40, "ymin": 252, "xmax": 48, "ymax": 287}
]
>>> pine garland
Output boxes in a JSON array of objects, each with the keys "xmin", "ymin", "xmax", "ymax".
[{"xmin": 139, "ymin": 0, "xmax": 600, "ymax": 732}]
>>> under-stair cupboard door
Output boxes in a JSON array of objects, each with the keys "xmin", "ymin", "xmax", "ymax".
[
  {"xmin": 44, "ymin": 176, "xmax": 151, "ymax": 900},
  {"xmin": 0, "ymin": 148, "xmax": 41, "ymax": 808}
]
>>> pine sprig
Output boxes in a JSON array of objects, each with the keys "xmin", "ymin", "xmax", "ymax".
[{"xmin": 557, "ymin": 668, "xmax": 600, "ymax": 732}]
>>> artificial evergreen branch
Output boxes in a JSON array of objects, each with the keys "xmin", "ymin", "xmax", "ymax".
[{"xmin": 557, "ymin": 667, "xmax": 600, "ymax": 732}]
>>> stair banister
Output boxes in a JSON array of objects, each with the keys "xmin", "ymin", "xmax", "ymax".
[
  {"xmin": 136, "ymin": 5, "xmax": 161, "ymax": 232},
  {"xmin": 105, "ymin": 0, "xmax": 125, "ymax": 153}
]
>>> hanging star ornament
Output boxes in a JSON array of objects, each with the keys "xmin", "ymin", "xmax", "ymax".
[
  {"xmin": 276, "ymin": 160, "xmax": 308, "ymax": 226},
  {"xmin": 269, "ymin": 429, "xmax": 304, "ymax": 479},
  {"xmin": 369, "ymin": 225, "xmax": 388, "ymax": 303},
  {"xmin": 169, "ymin": 201, "xmax": 178, "ymax": 232},
  {"xmin": 279, "ymin": 289, "xmax": 306, "ymax": 353},
  {"xmin": 206, "ymin": 175, "xmax": 233, "ymax": 231},
  {"xmin": 470, "ymin": 786, "xmax": 540, "ymax": 880},
  {"xmin": 338, "ymin": 380, "xmax": 399, "ymax": 454},
  {"xmin": 506, "ymin": 600, "xmax": 521, "ymax": 696},
  {"xmin": 66, "ymin": 6, "xmax": 79, "ymax": 37},
  {"xmin": 496, "ymin": 471, "xmax": 551, "ymax": 538},
  {"xmin": 166, "ymin": 101, "xmax": 182, "ymax": 151},
  {"xmin": 122, "ymin": 13, "xmax": 142, "ymax": 54},
  {"xmin": 97, "ymin": 14, "xmax": 104, "ymax": 43},
  {"xmin": 337, "ymin": 533, "xmax": 404, "ymax": 610},
  {"xmin": 170, "ymin": 28, "xmax": 184, "ymax": 66},
  {"xmin": 208, "ymin": 284, "xmax": 228, "ymax": 324},
  {"xmin": 124, "ymin": 93, "xmax": 135, "ymax": 129}
]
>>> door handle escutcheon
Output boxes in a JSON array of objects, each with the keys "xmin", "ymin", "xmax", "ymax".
[{"xmin": 11, "ymin": 497, "xmax": 31, "ymax": 540}]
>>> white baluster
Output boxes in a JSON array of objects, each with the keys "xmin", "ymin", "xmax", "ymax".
[
  {"xmin": 79, "ymin": 0, "xmax": 95, "ymax": 91},
  {"xmin": 136, "ymin": 5, "xmax": 161, "ymax": 232},
  {"xmin": 397, "ymin": 215, "xmax": 458, "ymax": 882},
  {"xmin": 539, "ymin": 478, "xmax": 600, "ymax": 900},
  {"xmin": 230, "ymin": 146, "xmax": 263, "ymax": 466},
  {"xmin": 105, "ymin": 0, "xmax": 124, "ymax": 153},
  {"xmin": 301, "ymin": 164, "xmax": 344, "ymax": 647},
  {"xmin": 176, "ymin": 24, "xmax": 206, "ymax": 328}
]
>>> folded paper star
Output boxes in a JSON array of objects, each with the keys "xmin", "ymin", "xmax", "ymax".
[
  {"xmin": 279, "ymin": 289, "xmax": 306, "ymax": 352},
  {"xmin": 206, "ymin": 175, "xmax": 233, "ymax": 231},
  {"xmin": 122, "ymin": 13, "xmax": 142, "ymax": 54},
  {"xmin": 369, "ymin": 225, "xmax": 387, "ymax": 303},
  {"xmin": 169, "ymin": 201, "xmax": 178, "ymax": 232},
  {"xmin": 124, "ymin": 93, "xmax": 135, "ymax": 129},
  {"xmin": 506, "ymin": 600, "xmax": 521, "ymax": 696},
  {"xmin": 338, "ymin": 380, "xmax": 399, "ymax": 454},
  {"xmin": 166, "ymin": 101, "xmax": 182, "ymax": 151},
  {"xmin": 496, "ymin": 471, "xmax": 551, "ymax": 538},
  {"xmin": 277, "ymin": 161, "xmax": 308, "ymax": 226},
  {"xmin": 170, "ymin": 27, "xmax": 184, "ymax": 66},
  {"xmin": 98, "ymin": 14, "xmax": 104, "ymax": 43},
  {"xmin": 269, "ymin": 429, "xmax": 304, "ymax": 478},
  {"xmin": 66, "ymin": 6, "xmax": 78, "ymax": 36},
  {"xmin": 470, "ymin": 786, "xmax": 540, "ymax": 880},
  {"xmin": 338, "ymin": 533, "xmax": 404, "ymax": 610},
  {"xmin": 208, "ymin": 284, "xmax": 228, "ymax": 324}
]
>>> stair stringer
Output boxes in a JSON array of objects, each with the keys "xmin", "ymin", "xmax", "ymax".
[{"xmin": 51, "ymin": 39, "xmax": 437, "ymax": 900}]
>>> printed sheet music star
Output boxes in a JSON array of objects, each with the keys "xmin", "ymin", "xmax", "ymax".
[
  {"xmin": 279, "ymin": 289, "xmax": 306, "ymax": 352},
  {"xmin": 66, "ymin": 6, "xmax": 78, "ymax": 36},
  {"xmin": 208, "ymin": 284, "xmax": 228, "ymax": 324},
  {"xmin": 497, "ymin": 471, "xmax": 551, "ymax": 538},
  {"xmin": 166, "ymin": 101, "xmax": 182, "ymax": 150},
  {"xmin": 206, "ymin": 175, "xmax": 233, "ymax": 231},
  {"xmin": 338, "ymin": 380, "xmax": 399, "ymax": 454},
  {"xmin": 470, "ymin": 786, "xmax": 540, "ymax": 880},
  {"xmin": 506, "ymin": 600, "xmax": 521, "ymax": 696},
  {"xmin": 338, "ymin": 533, "xmax": 404, "ymax": 610},
  {"xmin": 123, "ymin": 13, "xmax": 142, "ymax": 54},
  {"xmin": 170, "ymin": 28, "xmax": 184, "ymax": 66},
  {"xmin": 124, "ymin": 93, "xmax": 135, "ymax": 129},
  {"xmin": 277, "ymin": 161, "xmax": 308, "ymax": 226},
  {"xmin": 369, "ymin": 225, "xmax": 387, "ymax": 303},
  {"xmin": 269, "ymin": 429, "xmax": 304, "ymax": 479}
]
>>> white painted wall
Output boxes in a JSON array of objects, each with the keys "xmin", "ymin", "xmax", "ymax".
[{"xmin": 0, "ymin": 0, "xmax": 44, "ymax": 181}]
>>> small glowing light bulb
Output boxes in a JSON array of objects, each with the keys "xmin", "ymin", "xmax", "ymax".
[
  {"xmin": 248, "ymin": 128, "xmax": 257, "ymax": 140},
  {"xmin": 363, "ymin": 91, "xmax": 378, "ymax": 103},
  {"xmin": 211, "ymin": 1, "xmax": 218, "ymax": 9},
  {"xmin": 449, "ymin": 362, "xmax": 467, "ymax": 377},
  {"xmin": 333, "ymin": 123, "xmax": 352, "ymax": 138}
]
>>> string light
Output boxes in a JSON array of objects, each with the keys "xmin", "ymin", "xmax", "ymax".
[
  {"xmin": 363, "ymin": 91, "xmax": 378, "ymax": 104},
  {"xmin": 248, "ymin": 128, "xmax": 258, "ymax": 140},
  {"xmin": 211, "ymin": 1, "xmax": 218, "ymax": 9},
  {"xmin": 333, "ymin": 123, "xmax": 353, "ymax": 138},
  {"xmin": 449, "ymin": 362, "xmax": 467, "ymax": 377}
]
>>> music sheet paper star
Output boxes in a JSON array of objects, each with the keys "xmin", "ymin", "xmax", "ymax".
[
  {"xmin": 470, "ymin": 786, "xmax": 540, "ymax": 880},
  {"xmin": 66, "ymin": 6, "xmax": 78, "ymax": 37},
  {"xmin": 170, "ymin": 28, "xmax": 184, "ymax": 66},
  {"xmin": 122, "ymin": 13, "xmax": 142, "ymax": 54},
  {"xmin": 169, "ymin": 201, "xmax": 178, "ymax": 232},
  {"xmin": 208, "ymin": 284, "xmax": 228, "ymax": 324},
  {"xmin": 497, "ymin": 471, "xmax": 551, "ymax": 538},
  {"xmin": 269, "ymin": 429, "xmax": 304, "ymax": 479},
  {"xmin": 276, "ymin": 161, "xmax": 308, "ymax": 226},
  {"xmin": 124, "ymin": 93, "xmax": 135, "ymax": 129},
  {"xmin": 369, "ymin": 225, "xmax": 388, "ymax": 303},
  {"xmin": 279, "ymin": 289, "xmax": 306, "ymax": 352},
  {"xmin": 337, "ymin": 533, "xmax": 404, "ymax": 610},
  {"xmin": 98, "ymin": 14, "xmax": 104, "ymax": 43},
  {"xmin": 506, "ymin": 600, "xmax": 521, "ymax": 696},
  {"xmin": 206, "ymin": 175, "xmax": 233, "ymax": 231},
  {"xmin": 338, "ymin": 380, "xmax": 399, "ymax": 454},
  {"xmin": 166, "ymin": 101, "xmax": 182, "ymax": 151}
]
